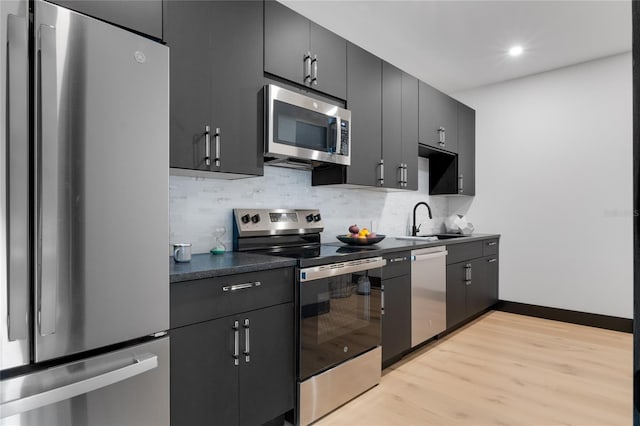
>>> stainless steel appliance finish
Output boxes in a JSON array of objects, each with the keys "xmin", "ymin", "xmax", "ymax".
[
  {"xmin": 1, "ymin": 1, "xmax": 170, "ymax": 423},
  {"xmin": 1, "ymin": 337, "xmax": 169, "ymax": 425},
  {"xmin": 299, "ymin": 257, "xmax": 386, "ymax": 282},
  {"xmin": 1, "ymin": 0, "xmax": 30, "ymax": 371},
  {"xmin": 298, "ymin": 346, "xmax": 381, "ymax": 426},
  {"xmin": 33, "ymin": 0, "xmax": 169, "ymax": 362},
  {"xmin": 411, "ymin": 246, "xmax": 447, "ymax": 347},
  {"xmin": 233, "ymin": 208, "xmax": 324, "ymax": 237},
  {"xmin": 265, "ymin": 84, "xmax": 351, "ymax": 166}
]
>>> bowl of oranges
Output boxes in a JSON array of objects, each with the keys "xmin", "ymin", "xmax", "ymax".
[{"xmin": 336, "ymin": 225, "xmax": 386, "ymax": 246}]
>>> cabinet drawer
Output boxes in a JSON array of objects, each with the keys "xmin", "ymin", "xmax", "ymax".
[
  {"xmin": 382, "ymin": 252, "xmax": 411, "ymax": 279},
  {"xmin": 483, "ymin": 239, "xmax": 499, "ymax": 256},
  {"xmin": 446, "ymin": 241, "xmax": 483, "ymax": 264},
  {"xmin": 171, "ymin": 268, "xmax": 294, "ymax": 328}
]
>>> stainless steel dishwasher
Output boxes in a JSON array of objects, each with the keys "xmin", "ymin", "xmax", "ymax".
[{"xmin": 411, "ymin": 246, "xmax": 447, "ymax": 347}]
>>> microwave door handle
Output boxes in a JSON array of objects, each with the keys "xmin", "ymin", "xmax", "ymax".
[
  {"xmin": 6, "ymin": 13, "xmax": 29, "ymax": 341},
  {"xmin": 36, "ymin": 23, "xmax": 59, "ymax": 337}
]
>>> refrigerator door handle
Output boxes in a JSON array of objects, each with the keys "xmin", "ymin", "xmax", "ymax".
[
  {"xmin": 0, "ymin": 353, "xmax": 158, "ymax": 418},
  {"xmin": 36, "ymin": 23, "xmax": 59, "ymax": 337},
  {"xmin": 6, "ymin": 12, "xmax": 29, "ymax": 341}
]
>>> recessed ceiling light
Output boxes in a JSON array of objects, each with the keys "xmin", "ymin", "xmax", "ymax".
[{"xmin": 509, "ymin": 45, "xmax": 524, "ymax": 57}]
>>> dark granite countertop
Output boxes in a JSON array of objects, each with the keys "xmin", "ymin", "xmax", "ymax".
[
  {"xmin": 170, "ymin": 252, "xmax": 297, "ymax": 283},
  {"xmin": 169, "ymin": 234, "xmax": 500, "ymax": 282}
]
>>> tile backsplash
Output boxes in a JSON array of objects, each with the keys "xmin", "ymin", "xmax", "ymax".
[{"xmin": 170, "ymin": 158, "xmax": 453, "ymax": 254}]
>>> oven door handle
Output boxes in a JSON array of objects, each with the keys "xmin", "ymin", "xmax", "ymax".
[{"xmin": 299, "ymin": 257, "xmax": 386, "ymax": 282}]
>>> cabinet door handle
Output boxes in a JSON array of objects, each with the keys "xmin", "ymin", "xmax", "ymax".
[
  {"xmin": 243, "ymin": 319, "xmax": 250, "ymax": 363},
  {"xmin": 403, "ymin": 164, "xmax": 408, "ymax": 187},
  {"xmin": 378, "ymin": 159, "xmax": 384, "ymax": 186},
  {"xmin": 488, "ymin": 258, "xmax": 497, "ymax": 263},
  {"xmin": 465, "ymin": 280, "xmax": 472, "ymax": 286},
  {"xmin": 232, "ymin": 321, "xmax": 239, "ymax": 366},
  {"xmin": 438, "ymin": 127, "xmax": 446, "ymax": 146},
  {"xmin": 487, "ymin": 242, "xmax": 497, "ymax": 247},
  {"xmin": 214, "ymin": 127, "xmax": 221, "ymax": 167},
  {"xmin": 381, "ymin": 285, "xmax": 385, "ymax": 315},
  {"xmin": 204, "ymin": 125, "xmax": 211, "ymax": 166},
  {"xmin": 397, "ymin": 164, "xmax": 404, "ymax": 185},
  {"xmin": 311, "ymin": 54, "xmax": 318, "ymax": 86},
  {"xmin": 222, "ymin": 281, "xmax": 261, "ymax": 292},
  {"xmin": 458, "ymin": 174, "xmax": 464, "ymax": 193},
  {"xmin": 464, "ymin": 264, "xmax": 472, "ymax": 281},
  {"xmin": 303, "ymin": 52, "xmax": 312, "ymax": 84}
]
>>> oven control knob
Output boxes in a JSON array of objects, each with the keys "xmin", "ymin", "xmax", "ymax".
[
  {"xmin": 313, "ymin": 214, "xmax": 322, "ymax": 222},
  {"xmin": 251, "ymin": 214, "xmax": 261, "ymax": 224},
  {"xmin": 241, "ymin": 214, "xmax": 251, "ymax": 224},
  {"xmin": 306, "ymin": 214, "xmax": 314, "ymax": 222}
]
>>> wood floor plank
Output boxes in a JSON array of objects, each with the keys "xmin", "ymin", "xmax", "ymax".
[{"xmin": 314, "ymin": 311, "xmax": 632, "ymax": 426}]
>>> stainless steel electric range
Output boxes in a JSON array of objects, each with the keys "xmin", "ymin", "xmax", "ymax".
[{"xmin": 233, "ymin": 208, "xmax": 385, "ymax": 426}]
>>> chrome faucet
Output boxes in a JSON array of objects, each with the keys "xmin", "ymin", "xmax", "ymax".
[{"xmin": 412, "ymin": 202, "xmax": 432, "ymax": 236}]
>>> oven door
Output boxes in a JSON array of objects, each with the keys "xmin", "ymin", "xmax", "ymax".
[
  {"xmin": 266, "ymin": 84, "xmax": 351, "ymax": 166},
  {"xmin": 298, "ymin": 257, "xmax": 385, "ymax": 380}
]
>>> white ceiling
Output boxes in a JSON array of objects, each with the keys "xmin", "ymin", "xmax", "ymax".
[{"xmin": 280, "ymin": 0, "xmax": 632, "ymax": 94}]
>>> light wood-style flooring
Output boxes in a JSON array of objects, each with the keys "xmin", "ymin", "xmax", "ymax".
[{"xmin": 314, "ymin": 311, "xmax": 632, "ymax": 426}]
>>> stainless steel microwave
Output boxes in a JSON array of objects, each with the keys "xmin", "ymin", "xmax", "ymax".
[{"xmin": 265, "ymin": 84, "xmax": 351, "ymax": 166}]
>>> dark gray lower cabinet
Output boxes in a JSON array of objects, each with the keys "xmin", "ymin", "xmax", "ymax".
[
  {"xmin": 170, "ymin": 268, "xmax": 294, "ymax": 426},
  {"xmin": 446, "ymin": 241, "xmax": 499, "ymax": 329},
  {"xmin": 381, "ymin": 252, "xmax": 411, "ymax": 366},
  {"xmin": 171, "ymin": 303, "xmax": 294, "ymax": 426}
]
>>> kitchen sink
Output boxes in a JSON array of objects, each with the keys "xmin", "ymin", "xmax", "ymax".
[{"xmin": 395, "ymin": 234, "xmax": 469, "ymax": 241}]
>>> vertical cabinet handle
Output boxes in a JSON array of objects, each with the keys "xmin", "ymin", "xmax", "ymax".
[
  {"xmin": 397, "ymin": 164, "xmax": 404, "ymax": 185},
  {"xmin": 214, "ymin": 128, "xmax": 221, "ymax": 167},
  {"xmin": 232, "ymin": 321, "xmax": 239, "ymax": 366},
  {"xmin": 458, "ymin": 174, "xmax": 464, "ymax": 194},
  {"xmin": 381, "ymin": 284, "xmax": 385, "ymax": 316},
  {"xmin": 204, "ymin": 125, "xmax": 211, "ymax": 166},
  {"xmin": 243, "ymin": 319, "xmax": 250, "ymax": 363},
  {"xmin": 438, "ymin": 127, "xmax": 446, "ymax": 147},
  {"xmin": 464, "ymin": 263, "xmax": 472, "ymax": 285},
  {"xmin": 378, "ymin": 159, "xmax": 384, "ymax": 186},
  {"xmin": 403, "ymin": 164, "xmax": 408, "ymax": 187},
  {"xmin": 311, "ymin": 54, "xmax": 318, "ymax": 86},
  {"xmin": 303, "ymin": 52, "xmax": 312, "ymax": 84}
]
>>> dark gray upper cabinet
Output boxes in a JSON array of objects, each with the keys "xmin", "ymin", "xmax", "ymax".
[
  {"xmin": 401, "ymin": 72, "xmax": 419, "ymax": 190},
  {"xmin": 382, "ymin": 62, "xmax": 404, "ymax": 189},
  {"xmin": 264, "ymin": 0, "xmax": 347, "ymax": 99},
  {"xmin": 49, "ymin": 0, "xmax": 163, "ymax": 39},
  {"xmin": 165, "ymin": 0, "xmax": 263, "ymax": 177},
  {"xmin": 381, "ymin": 64, "xmax": 418, "ymax": 191},
  {"xmin": 419, "ymin": 81, "xmax": 458, "ymax": 153},
  {"xmin": 457, "ymin": 102, "xmax": 476, "ymax": 195},
  {"xmin": 343, "ymin": 43, "xmax": 383, "ymax": 187}
]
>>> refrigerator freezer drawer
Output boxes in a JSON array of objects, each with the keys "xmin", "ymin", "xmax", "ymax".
[{"xmin": 0, "ymin": 337, "xmax": 169, "ymax": 425}]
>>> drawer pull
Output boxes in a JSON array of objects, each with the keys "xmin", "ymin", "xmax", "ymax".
[
  {"xmin": 223, "ymin": 281, "xmax": 261, "ymax": 292},
  {"xmin": 487, "ymin": 242, "xmax": 497, "ymax": 246},
  {"xmin": 389, "ymin": 257, "xmax": 407, "ymax": 263},
  {"xmin": 488, "ymin": 258, "xmax": 497, "ymax": 263}
]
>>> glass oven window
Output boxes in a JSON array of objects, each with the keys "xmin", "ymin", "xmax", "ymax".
[
  {"xmin": 299, "ymin": 270, "xmax": 381, "ymax": 380},
  {"xmin": 274, "ymin": 100, "xmax": 337, "ymax": 153}
]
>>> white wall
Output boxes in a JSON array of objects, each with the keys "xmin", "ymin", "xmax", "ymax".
[
  {"xmin": 170, "ymin": 158, "xmax": 449, "ymax": 254},
  {"xmin": 452, "ymin": 52, "xmax": 633, "ymax": 318}
]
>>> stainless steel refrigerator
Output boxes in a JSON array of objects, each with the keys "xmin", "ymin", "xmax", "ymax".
[{"xmin": 0, "ymin": 0, "xmax": 170, "ymax": 424}]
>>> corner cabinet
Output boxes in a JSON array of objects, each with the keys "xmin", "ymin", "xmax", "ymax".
[
  {"xmin": 170, "ymin": 268, "xmax": 295, "ymax": 426},
  {"xmin": 264, "ymin": 0, "xmax": 346, "ymax": 99},
  {"xmin": 445, "ymin": 239, "xmax": 499, "ymax": 329},
  {"xmin": 419, "ymin": 81, "xmax": 459, "ymax": 153},
  {"xmin": 165, "ymin": 0, "xmax": 264, "ymax": 177},
  {"xmin": 424, "ymin": 99, "xmax": 476, "ymax": 196}
]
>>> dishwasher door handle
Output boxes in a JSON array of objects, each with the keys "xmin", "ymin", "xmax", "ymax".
[{"xmin": 412, "ymin": 250, "xmax": 448, "ymax": 262}]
